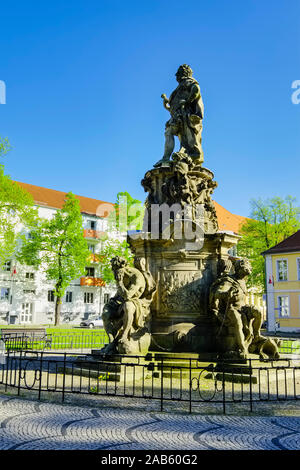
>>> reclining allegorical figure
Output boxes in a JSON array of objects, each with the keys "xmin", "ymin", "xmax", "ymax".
[
  {"xmin": 209, "ymin": 258, "xmax": 280, "ymax": 360},
  {"xmin": 102, "ymin": 256, "xmax": 156, "ymax": 355}
]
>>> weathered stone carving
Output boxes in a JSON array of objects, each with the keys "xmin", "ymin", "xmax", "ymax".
[
  {"xmin": 101, "ymin": 64, "xmax": 274, "ymax": 363},
  {"xmin": 209, "ymin": 258, "xmax": 280, "ymax": 359},
  {"xmin": 160, "ymin": 271, "xmax": 203, "ymax": 314},
  {"xmin": 154, "ymin": 64, "xmax": 204, "ymax": 167},
  {"xmin": 102, "ymin": 256, "xmax": 156, "ymax": 355},
  {"xmin": 141, "ymin": 153, "xmax": 219, "ymax": 235}
]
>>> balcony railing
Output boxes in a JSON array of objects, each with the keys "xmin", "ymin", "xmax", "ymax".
[
  {"xmin": 88, "ymin": 254, "xmax": 100, "ymax": 263},
  {"xmin": 80, "ymin": 277, "xmax": 106, "ymax": 287},
  {"xmin": 83, "ymin": 229, "xmax": 106, "ymax": 239}
]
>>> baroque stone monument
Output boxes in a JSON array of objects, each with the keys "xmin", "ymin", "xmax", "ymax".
[{"xmin": 102, "ymin": 64, "xmax": 280, "ymax": 361}]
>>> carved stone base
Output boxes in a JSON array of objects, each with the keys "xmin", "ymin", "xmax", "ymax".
[
  {"xmin": 129, "ymin": 230, "xmax": 239, "ymax": 354},
  {"xmin": 118, "ymin": 331, "xmax": 151, "ymax": 356}
]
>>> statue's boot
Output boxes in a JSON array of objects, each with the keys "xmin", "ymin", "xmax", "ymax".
[{"xmin": 153, "ymin": 157, "xmax": 170, "ymax": 168}]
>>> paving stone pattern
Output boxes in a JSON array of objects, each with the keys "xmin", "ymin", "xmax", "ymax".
[{"xmin": 0, "ymin": 394, "xmax": 299, "ymax": 450}]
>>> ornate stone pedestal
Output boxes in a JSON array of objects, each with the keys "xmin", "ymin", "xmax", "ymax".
[
  {"xmin": 100, "ymin": 64, "xmax": 280, "ymax": 361},
  {"xmin": 129, "ymin": 230, "xmax": 239, "ymax": 354}
]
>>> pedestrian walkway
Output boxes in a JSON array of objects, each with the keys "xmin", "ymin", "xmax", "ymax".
[{"xmin": 0, "ymin": 394, "xmax": 299, "ymax": 450}]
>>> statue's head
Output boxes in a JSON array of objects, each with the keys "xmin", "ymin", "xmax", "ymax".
[
  {"xmin": 217, "ymin": 258, "xmax": 233, "ymax": 276},
  {"xmin": 234, "ymin": 258, "xmax": 252, "ymax": 278},
  {"xmin": 175, "ymin": 64, "xmax": 193, "ymax": 82},
  {"xmin": 110, "ymin": 256, "xmax": 127, "ymax": 273}
]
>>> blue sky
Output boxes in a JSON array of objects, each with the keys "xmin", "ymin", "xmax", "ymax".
[{"xmin": 1, "ymin": 0, "xmax": 299, "ymax": 217}]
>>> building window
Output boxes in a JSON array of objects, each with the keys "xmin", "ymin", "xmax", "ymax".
[
  {"xmin": 0, "ymin": 288, "xmax": 10, "ymax": 301},
  {"xmin": 21, "ymin": 303, "xmax": 33, "ymax": 323},
  {"xmin": 88, "ymin": 244, "xmax": 95, "ymax": 254},
  {"xmin": 48, "ymin": 290, "xmax": 55, "ymax": 302},
  {"xmin": 276, "ymin": 259, "xmax": 288, "ymax": 281},
  {"xmin": 65, "ymin": 291, "xmax": 73, "ymax": 303},
  {"xmin": 278, "ymin": 296, "xmax": 289, "ymax": 317},
  {"xmin": 89, "ymin": 220, "xmax": 96, "ymax": 230},
  {"xmin": 103, "ymin": 293, "xmax": 110, "ymax": 304},
  {"xmin": 25, "ymin": 272, "xmax": 35, "ymax": 280},
  {"xmin": 86, "ymin": 267, "xmax": 95, "ymax": 277},
  {"xmin": 84, "ymin": 292, "xmax": 94, "ymax": 304},
  {"xmin": 297, "ymin": 259, "xmax": 300, "ymax": 281},
  {"xmin": 2, "ymin": 261, "xmax": 11, "ymax": 272}
]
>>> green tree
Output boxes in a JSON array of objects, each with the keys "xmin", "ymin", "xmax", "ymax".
[
  {"xmin": 18, "ymin": 192, "xmax": 90, "ymax": 325},
  {"xmin": 98, "ymin": 191, "xmax": 144, "ymax": 283},
  {"xmin": 0, "ymin": 138, "xmax": 37, "ymax": 267},
  {"xmin": 107, "ymin": 191, "xmax": 144, "ymax": 232},
  {"xmin": 238, "ymin": 196, "xmax": 300, "ymax": 292},
  {"xmin": 0, "ymin": 137, "xmax": 11, "ymax": 158}
]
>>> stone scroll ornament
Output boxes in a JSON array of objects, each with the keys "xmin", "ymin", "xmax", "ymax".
[
  {"xmin": 209, "ymin": 258, "xmax": 280, "ymax": 360},
  {"xmin": 101, "ymin": 256, "xmax": 156, "ymax": 355}
]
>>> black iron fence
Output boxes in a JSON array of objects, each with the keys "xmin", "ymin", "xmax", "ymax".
[
  {"xmin": 1, "ymin": 331, "xmax": 108, "ymax": 351},
  {"xmin": 0, "ymin": 350, "xmax": 299, "ymax": 414},
  {"xmin": 1, "ymin": 331, "xmax": 299, "ymax": 355}
]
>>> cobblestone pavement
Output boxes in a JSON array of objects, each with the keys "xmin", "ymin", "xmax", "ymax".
[{"xmin": 0, "ymin": 394, "xmax": 299, "ymax": 450}]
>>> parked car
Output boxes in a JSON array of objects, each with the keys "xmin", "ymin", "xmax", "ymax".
[{"xmin": 80, "ymin": 317, "xmax": 104, "ymax": 329}]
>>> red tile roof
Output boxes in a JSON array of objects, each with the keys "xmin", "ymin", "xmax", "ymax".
[
  {"xmin": 262, "ymin": 230, "xmax": 300, "ymax": 255},
  {"xmin": 15, "ymin": 181, "xmax": 115, "ymax": 218},
  {"xmin": 213, "ymin": 200, "xmax": 247, "ymax": 234},
  {"xmin": 14, "ymin": 181, "xmax": 248, "ymax": 233}
]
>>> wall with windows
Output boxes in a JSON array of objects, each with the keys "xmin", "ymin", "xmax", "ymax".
[
  {"xmin": 0, "ymin": 204, "xmax": 116, "ymax": 325},
  {"xmin": 265, "ymin": 252, "xmax": 300, "ymax": 333}
]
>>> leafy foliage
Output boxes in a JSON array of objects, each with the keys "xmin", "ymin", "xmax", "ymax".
[
  {"xmin": 0, "ymin": 138, "xmax": 37, "ymax": 267},
  {"xmin": 18, "ymin": 192, "xmax": 90, "ymax": 324},
  {"xmin": 98, "ymin": 191, "xmax": 144, "ymax": 283},
  {"xmin": 238, "ymin": 196, "xmax": 300, "ymax": 291},
  {"xmin": 0, "ymin": 137, "xmax": 11, "ymax": 158}
]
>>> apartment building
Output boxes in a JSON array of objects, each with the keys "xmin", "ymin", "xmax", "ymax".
[
  {"xmin": 0, "ymin": 182, "xmax": 117, "ymax": 325},
  {"xmin": 262, "ymin": 230, "xmax": 300, "ymax": 333}
]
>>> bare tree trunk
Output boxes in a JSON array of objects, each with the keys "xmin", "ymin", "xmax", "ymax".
[{"xmin": 55, "ymin": 297, "xmax": 62, "ymax": 326}]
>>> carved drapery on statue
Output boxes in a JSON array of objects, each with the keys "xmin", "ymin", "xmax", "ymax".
[{"xmin": 154, "ymin": 64, "xmax": 204, "ymax": 167}]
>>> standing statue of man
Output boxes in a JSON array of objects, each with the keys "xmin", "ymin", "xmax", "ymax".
[{"xmin": 154, "ymin": 64, "xmax": 204, "ymax": 167}]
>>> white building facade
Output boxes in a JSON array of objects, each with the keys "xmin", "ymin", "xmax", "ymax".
[{"xmin": 0, "ymin": 183, "xmax": 118, "ymax": 326}]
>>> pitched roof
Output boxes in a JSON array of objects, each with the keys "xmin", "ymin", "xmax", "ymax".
[
  {"xmin": 261, "ymin": 230, "xmax": 300, "ymax": 255},
  {"xmin": 213, "ymin": 200, "xmax": 247, "ymax": 233},
  {"xmin": 15, "ymin": 181, "xmax": 115, "ymax": 218},
  {"xmin": 14, "ymin": 181, "xmax": 248, "ymax": 233}
]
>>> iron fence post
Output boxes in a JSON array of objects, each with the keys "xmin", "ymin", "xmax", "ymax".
[
  {"xmin": 17, "ymin": 350, "xmax": 22, "ymax": 396},
  {"xmin": 249, "ymin": 359, "xmax": 253, "ymax": 413},
  {"xmin": 189, "ymin": 358, "xmax": 192, "ymax": 414},
  {"xmin": 62, "ymin": 353, "xmax": 67, "ymax": 402},
  {"xmin": 160, "ymin": 356, "xmax": 164, "ymax": 412},
  {"xmin": 38, "ymin": 352, "xmax": 43, "ymax": 401},
  {"xmin": 5, "ymin": 349, "xmax": 9, "ymax": 392},
  {"xmin": 222, "ymin": 364, "xmax": 226, "ymax": 414}
]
